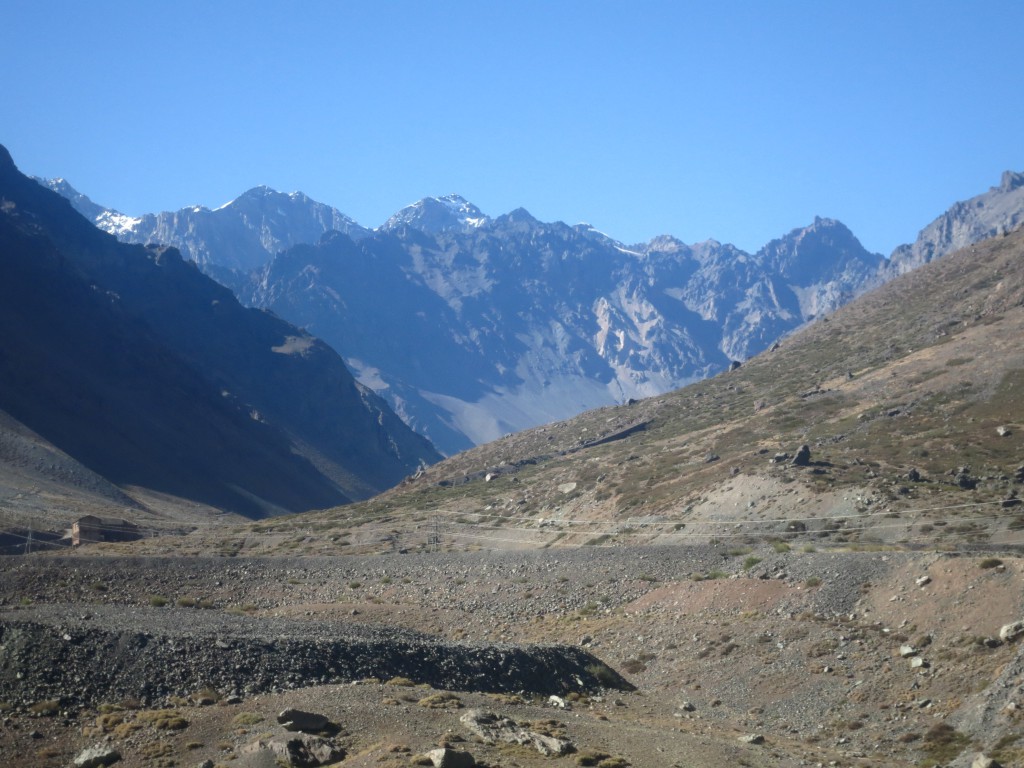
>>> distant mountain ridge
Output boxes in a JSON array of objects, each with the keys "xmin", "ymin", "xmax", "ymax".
[
  {"xmin": 224, "ymin": 212, "xmax": 883, "ymax": 454},
  {"xmin": 43, "ymin": 171, "xmax": 1024, "ymax": 455},
  {"xmin": 885, "ymin": 170, "xmax": 1024, "ymax": 276},
  {"xmin": 35, "ymin": 179, "xmax": 370, "ymax": 271},
  {"xmin": 5, "ymin": 146, "xmax": 440, "ymax": 518}
]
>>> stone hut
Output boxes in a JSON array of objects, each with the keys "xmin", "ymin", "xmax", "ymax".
[{"xmin": 71, "ymin": 515, "xmax": 141, "ymax": 546}]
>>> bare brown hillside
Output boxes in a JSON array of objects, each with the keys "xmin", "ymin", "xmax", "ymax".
[{"xmin": 152, "ymin": 227, "xmax": 1024, "ymax": 559}]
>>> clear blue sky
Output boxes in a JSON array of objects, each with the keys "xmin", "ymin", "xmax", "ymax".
[{"xmin": 3, "ymin": 0, "xmax": 1021, "ymax": 255}]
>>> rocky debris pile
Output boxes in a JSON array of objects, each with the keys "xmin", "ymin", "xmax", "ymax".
[
  {"xmin": 460, "ymin": 709, "xmax": 576, "ymax": 756},
  {"xmin": 0, "ymin": 605, "xmax": 631, "ymax": 708},
  {"xmin": 240, "ymin": 734, "xmax": 344, "ymax": 768},
  {"xmin": 233, "ymin": 707, "xmax": 346, "ymax": 767}
]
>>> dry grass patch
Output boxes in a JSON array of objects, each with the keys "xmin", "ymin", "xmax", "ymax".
[{"xmin": 417, "ymin": 692, "xmax": 463, "ymax": 709}]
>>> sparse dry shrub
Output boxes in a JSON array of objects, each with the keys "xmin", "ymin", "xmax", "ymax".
[
  {"xmin": 585, "ymin": 662, "xmax": 620, "ymax": 687},
  {"xmin": 620, "ymin": 659, "xmax": 646, "ymax": 674},
  {"xmin": 231, "ymin": 712, "xmax": 264, "ymax": 726},
  {"xmin": 28, "ymin": 699, "xmax": 60, "ymax": 716},
  {"xmin": 137, "ymin": 709, "xmax": 190, "ymax": 730},
  {"xmin": 576, "ymin": 751, "xmax": 611, "ymax": 766},
  {"xmin": 487, "ymin": 692, "xmax": 526, "ymax": 705},
  {"xmin": 140, "ymin": 741, "xmax": 173, "ymax": 759},
  {"xmin": 807, "ymin": 638, "xmax": 838, "ymax": 658},
  {"xmin": 417, "ymin": 692, "xmax": 463, "ymax": 709},
  {"xmin": 920, "ymin": 722, "xmax": 970, "ymax": 764},
  {"xmin": 385, "ymin": 676, "xmax": 416, "ymax": 687}
]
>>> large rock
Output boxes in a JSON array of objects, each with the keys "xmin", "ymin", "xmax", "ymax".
[
  {"xmin": 277, "ymin": 708, "xmax": 330, "ymax": 733},
  {"xmin": 425, "ymin": 747, "xmax": 476, "ymax": 768},
  {"xmin": 243, "ymin": 735, "xmax": 344, "ymax": 768},
  {"xmin": 460, "ymin": 709, "xmax": 574, "ymax": 756},
  {"xmin": 999, "ymin": 621, "xmax": 1024, "ymax": 642},
  {"xmin": 791, "ymin": 445, "xmax": 811, "ymax": 466},
  {"xmin": 73, "ymin": 746, "xmax": 121, "ymax": 768}
]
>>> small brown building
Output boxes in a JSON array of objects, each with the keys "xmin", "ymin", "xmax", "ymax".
[{"xmin": 71, "ymin": 515, "xmax": 141, "ymax": 546}]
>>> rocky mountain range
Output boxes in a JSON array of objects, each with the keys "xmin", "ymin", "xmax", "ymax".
[
  {"xmin": 6, "ymin": 159, "xmax": 1024, "ymax": 768},
  {"xmin": 2, "ymin": 145, "xmax": 439, "ymax": 521},
  {"xmin": 44, "ymin": 170, "xmax": 1024, "ymax": 456},
  {"xmin": 9, "ymin": 222, "xmax": 1022, "ymax": 767},
  {"xmin": 35, "ymin": 179, "xmax": 371, "ymax": 272}
]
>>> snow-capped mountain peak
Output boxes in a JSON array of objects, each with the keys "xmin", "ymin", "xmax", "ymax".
[{"xmin": 380, "ymin": 194, "xmax": 490, "ymax": 233}]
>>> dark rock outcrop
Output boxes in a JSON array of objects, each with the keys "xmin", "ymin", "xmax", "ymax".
[{"xmin": 2, "ymin": 144, "xmax": 440, "ymax": 516}]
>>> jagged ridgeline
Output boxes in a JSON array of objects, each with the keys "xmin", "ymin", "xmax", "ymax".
[{"xmin": 45, "ymin": 172, "xmax": 1024, "ymax": 456}]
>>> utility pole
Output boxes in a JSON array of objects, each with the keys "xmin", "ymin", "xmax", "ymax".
[{"xmin": 427, "ymin": 516, "xmax": 440, "ymax": 553}]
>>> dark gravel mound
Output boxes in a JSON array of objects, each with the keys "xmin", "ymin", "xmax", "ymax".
[{"xmin": 0, "ymin": 605, "xmax": 631, "ymax": 707}]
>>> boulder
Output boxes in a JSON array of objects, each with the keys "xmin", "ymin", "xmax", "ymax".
[
  {"xmin": 73, "ymin": 746, "xmax": 122, "ymax": 768},
  {"xmin": 999, "ymin": 620, "xmax": 1024, "ymax": 643},
  {"xmin": 899, "ymin": 645, "xmax": 918, "ymax": 657},
  {"xmin": 277, "ymin": 708, "xmax": 330, "ymax": 733},
  {"xmin": 791, "ymin": 445, "xmax": 811, "ymax": 466},
  {"xmin": 460, "ymin": 709, "xmax": 574, "ymax": 756},
  {"xmin": 955, "ymin": 471, "xmax": 978, "ymax": 489},
  {"xmin": 244, "ymin": 735, "xmax": 344, "ymax": 768},
  {"xmin": 972, "ymin": 754, "xmax": 1003, "ymax": 768},
  {"xmin": 425, "ymin": 747, "xmax": 476, "ymax": 768},
  {"xmin": 738, "ymin": 734, "xmax": 765, "ymax": 745}
]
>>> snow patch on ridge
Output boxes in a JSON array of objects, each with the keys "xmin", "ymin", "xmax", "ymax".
[
  {"xmin": 348, "ymin": 358, "xmax": 390, "ymax": 391},
  {"xmin": 95, "ymin": 211, "xmax": 142, "ymax": 236}
]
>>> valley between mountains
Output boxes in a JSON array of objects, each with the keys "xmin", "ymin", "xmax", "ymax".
[{"xmin": 3, "ymin": 144, "xmax": 1024, "ymax": 768}]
